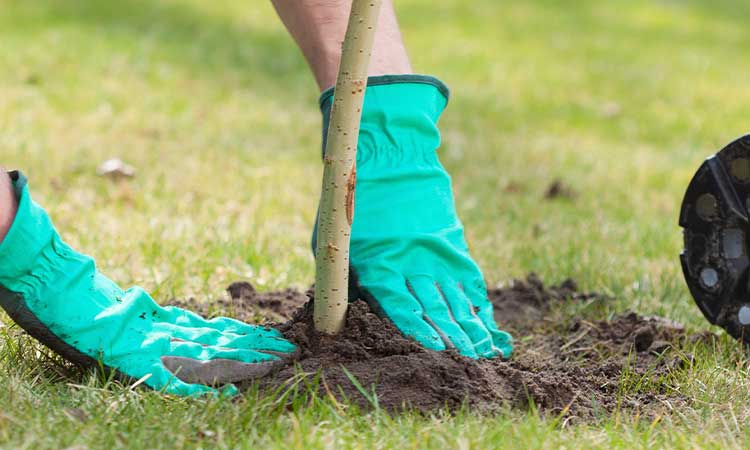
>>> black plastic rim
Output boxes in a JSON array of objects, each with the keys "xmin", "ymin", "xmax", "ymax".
[{"xmin": 680, "ymin": 134, "xmax": 750, "ymax": 342}]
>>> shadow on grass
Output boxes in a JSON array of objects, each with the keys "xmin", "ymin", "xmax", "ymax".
[
  {"xmin": 10, "ymin": 0, "xmax": 746, "ymax": 92},
  {"xmin": 9, "ymin": 0, "xmax": 314, "ymax": 100}
]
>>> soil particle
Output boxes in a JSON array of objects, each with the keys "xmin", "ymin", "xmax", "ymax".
[
  {"xmin": 544, "ymin": 179, "xmax": 577, "ymax": 200},
  {"xmin": 503, "ymin": 181, "xmax": 524, "ymax": 194},
  {"xmin": 633, "ymin": 325, "xmax": 655, "ymax": 352}
]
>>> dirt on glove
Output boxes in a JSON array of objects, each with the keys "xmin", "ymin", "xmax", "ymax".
[{"xmin": 169, "ymin": 275, "xmax": 707, "ymax": 421}]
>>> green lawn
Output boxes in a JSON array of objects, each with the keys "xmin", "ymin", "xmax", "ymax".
[{"xmin": 1, "ymin": 0, "xmax": 750, "ymax": 447}]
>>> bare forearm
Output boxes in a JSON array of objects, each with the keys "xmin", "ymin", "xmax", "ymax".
[
  {"xmin": 271, "ymin": 0, "xmax": 412, "ymax": 90},
  {"xmin": 0, "ymin": 171, "xmax": 17, "ymax": 244}
]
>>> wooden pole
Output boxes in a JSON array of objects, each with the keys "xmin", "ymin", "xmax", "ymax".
[{"xmin": 314, "ymin": 0, "xmax": 382, "ymax": 334}]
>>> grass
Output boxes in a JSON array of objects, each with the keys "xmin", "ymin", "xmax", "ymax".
[{"xmin": 1, "ymin": 0, "xmax": 750, "ymax": 447}]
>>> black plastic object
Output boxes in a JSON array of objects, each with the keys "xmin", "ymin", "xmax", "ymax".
[{"xmin": 680, "ymin": 135, "xmax": 750, "ymax": 341}]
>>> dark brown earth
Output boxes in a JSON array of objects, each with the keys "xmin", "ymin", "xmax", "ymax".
[
  {"xmin": 168, "ymin": 281, "xmax": 309, "ymax": 324},
  {"xmin": 544, "ymin": 179, "xmax": 577, "ymax": 200},
  {"xmin": 168, "ymin": 275, "xmax": 703, "ymax": 420}
]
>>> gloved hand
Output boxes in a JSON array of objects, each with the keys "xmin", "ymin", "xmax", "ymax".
[
  {"xmin": 0, "ymin": 172, "xmax": 296, "ymax": 396},
  {"xmin": 315, "ymin": 75, "xmax": 513, "ymax": 359}
]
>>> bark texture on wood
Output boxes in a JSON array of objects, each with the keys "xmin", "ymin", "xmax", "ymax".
[{"xmin": 314, "ymin": 0, "xmax": 382, "ymax": 334}]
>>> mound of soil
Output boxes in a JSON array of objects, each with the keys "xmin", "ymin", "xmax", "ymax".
[{"xmin": 169, "ymin": 276, "xmax": 699, "ymax": 420}]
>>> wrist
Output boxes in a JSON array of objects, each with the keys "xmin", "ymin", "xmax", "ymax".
[
  {"xmin": 315, "ymin": 51, "xmax": 414, "ymax": 92},
  {"xmin": 0, "ymin": 172, "xmax": 58, "ymax": 284},
  {"xmin": 0, "ymin": 171, "xmax": 17, "ymax": 245}
]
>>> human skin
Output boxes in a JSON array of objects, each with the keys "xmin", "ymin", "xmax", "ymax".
[
  {"xmin": 270, "ymin": 0, "xmax": 413, "ymax": 90},
  {"xmin": 0, "ymin": 171, "xmax": 17, "ymax": 245}
]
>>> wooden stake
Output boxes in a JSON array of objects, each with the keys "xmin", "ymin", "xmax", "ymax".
[{"xmin": 314, "ymin": 0, "xmax": 382, "ymax": 334}]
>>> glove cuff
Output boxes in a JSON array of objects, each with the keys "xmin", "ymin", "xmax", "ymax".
[
  {"xmin": 0, "ymin": 171, "xmax": 60, "ymax": 286},
  {"xmin": 318, "ymin": 74, "xmax": 450, "ymax": 110},
  {"xmin": 319, "ymin": 75, "xmax": 450, "ymax": 165}
]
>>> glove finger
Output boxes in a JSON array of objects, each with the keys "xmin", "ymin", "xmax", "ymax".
[
  {"xmin": 113, "ymin": 290, "xmax": 261, "ymax": 336},
  {"xmin": 137, "ymin": 361, "xmax": 237, "ymax": 397},
  {"xmin": 161, "ymin": 355, "xmax": 284, "ymax": 385},
  {"xmin": 160, "ymin": 305, "xmax": 261, "ymax": 335},
  {"xmin": 163, "ymin": 341, "xmax": 286, "ymax": 384},
  {"xmin": 437, "ymin": 279, "xmax": 498, "ymax": 359},
  {"xmin": 359, "ymin": 276, "xmax": 446, "ymax": 352},
  {"xmin": 167, "ymin": 340, "xmax": 282, "ymax": 364},
  {"xmin": 152, "ymin": 322, "xmax": 296, "ymax": 356},
  {"xmin": 160, "ymin": 378, "xmax": 238, "ymax": 397},
  {"xmin": 161, "ymin": 379, "xmax": 221, "ymax": 397},
  {"xmin": 407, "ymin": 276, "xmax": 477, "ymax": 358},
  {"xmin": 461, "ymin": 279, "xmax": 513, "ymax": 359}
]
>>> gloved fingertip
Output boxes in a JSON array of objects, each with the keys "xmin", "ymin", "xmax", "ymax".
[
  {"xmin": 183, "ymin": 383, "xmax": 237, "ymax": 399},
  {"xmin": 165, "ymin": 383, "xmax": 213, "ymax": 398},
  {"xmin": 456, "ymin": 344, "xmax": 479, "ymax": 359},
  {"xmin": 475, "ymin": 347, "xmax": 499, "ymax": 360},
  {"xmin": 274, "ymin": 339, "xmax": 299, "ymax": 355},
  {"xmin": 491, "ymin": 330, "xmax": 513, "ymax": 352},
  {"xmin": 219, "ymin": 383, "xmax": 239, "ymax": 397},
  {"xmin": 493, "ymin": 340, "xmax": 513, "ymax": 360},
  {"xmin": 418, "ymin": 334, "xmax": 449, "ymax": 352},
  {"xmin": 264, "ymin": 327, "xmax": 285, "ymax": 337},
  {"xmin": 473, "ymin": 336, "xmax": 513, "ymax": 360},
  {"xmin": 157, "ymin": 375, "xmax": 230, "ymax": 398}
]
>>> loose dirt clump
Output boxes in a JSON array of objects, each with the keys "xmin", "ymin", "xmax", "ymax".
[
  {"xmin": 544, "ymin": 179, "xmax": 577, "ymax": 200},
  {"xmin": 487, "ymin": 273, "xmax": 601, "ymax": 331},
  {"xmin": 167, "ymin": 281, "xmax": 307, "ymax": 323},
  {"xmin": 170, "ymin": 275, "xmax": 697, "ymax": 420}
]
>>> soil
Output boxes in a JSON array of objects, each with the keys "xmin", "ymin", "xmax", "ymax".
[
  {"xmin": 544, "ymin": 179, "xmax": 577, "ymax": 200},
  {"xmin": 168, "ymin": 275, "xmax": 704, "ymax": 421},
  {"xmin": 167, "ymin": 281, "xmax": 309, "ymax": 324}
]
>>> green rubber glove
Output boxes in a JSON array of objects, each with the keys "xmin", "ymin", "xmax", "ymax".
[
  {"xmin": 0, "ymin": 172, "xmax": 297, "ymax": 396},
  {"xmin": 315, "ymin": 75, "xmax": 513, "ymax": 359}
]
